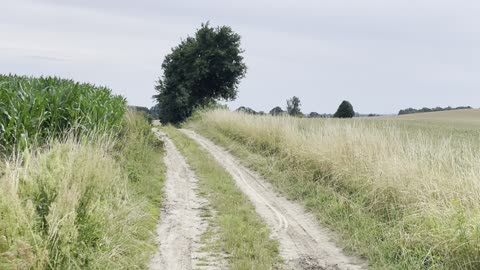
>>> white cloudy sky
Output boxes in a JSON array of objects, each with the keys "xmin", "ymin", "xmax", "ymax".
[{"xmin": 1, "ymin": 0, "xmax": 479, "ymax": 114}]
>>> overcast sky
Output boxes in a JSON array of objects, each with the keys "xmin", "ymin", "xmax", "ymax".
[{"xmin": 1, "ymin": 0, "xmax": 479, "ymax": 114}]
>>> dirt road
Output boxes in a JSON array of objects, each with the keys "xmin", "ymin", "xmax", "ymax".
[
  {"xmin": 150, "ymin": 129, "xmax": 222, "ymax": 270},
  {"xmin": 182, "ymin": 129, "xmax": 366, "ymax": 270}
]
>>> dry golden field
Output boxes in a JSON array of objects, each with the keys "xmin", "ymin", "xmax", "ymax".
[
  {"xmin": 187, "ymin": 109, "xmax": 480, "ymax": 269},
  {"xmin": 381, "ymin": 109, "xmax": 480, "ymax": 128}
]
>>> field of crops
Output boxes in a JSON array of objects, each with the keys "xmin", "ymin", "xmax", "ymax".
[
  {"xmin": 188, "ymin": 109, "xmax": 480, "ymax": 269},
  {"xmin": 0, "ymin": 75, "xmax": 164, "ymax": 269},
  {"xmin": 0, "ymin": 75, "xmax": 126, "ymax": 155}
]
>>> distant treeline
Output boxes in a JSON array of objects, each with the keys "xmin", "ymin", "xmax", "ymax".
[
  {"xmin": 236, "ymin": 106, "xmax": 379, "ymax": 118},
  {"xmin": 398, "ymin": 106, "xmax": 472, "ymax": 115}
]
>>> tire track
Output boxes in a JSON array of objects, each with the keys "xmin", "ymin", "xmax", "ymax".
[
  {"xmin": 150, "ymin": 129, "xmax": 223, "ymax": 270},
  {"xmin": 181, "ymin": 129, "xmax": 367, "ymax": 270}
]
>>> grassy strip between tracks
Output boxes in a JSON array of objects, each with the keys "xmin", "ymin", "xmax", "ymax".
[{"xmin": 163, "ymin": 126, "xmax": 281, "ymax": 270}]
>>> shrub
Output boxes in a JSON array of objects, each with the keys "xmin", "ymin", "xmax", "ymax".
[{"xmin": 333, "ymin": 100, "xmax": 355, "ymax": 118}]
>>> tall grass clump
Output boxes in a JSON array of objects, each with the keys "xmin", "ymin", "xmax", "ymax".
[
  {"xmin": 115, "ymin": 111, "xmax": 165, "ymax": 227},
  {"xmin": 0, "ymin": 111, "xmax": 164, "ymax": 269},
  {"xmin": 0, "ymin": 75, "xmax": 126, "ymax": 155},
  {"xmin": 188, "ymin": 109, "xmax": 480, "ymax": 269}
]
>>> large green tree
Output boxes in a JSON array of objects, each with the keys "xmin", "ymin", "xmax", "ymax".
[
  {"xmin": 154, "ymin": 23, "xmax": 247, "ymax": 124},
  {"xmin": 333, "ymin": 100, "xmax": 355, "ymax": 118}
]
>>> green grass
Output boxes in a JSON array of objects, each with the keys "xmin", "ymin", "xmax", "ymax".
[
  {"xmin": 0, "ymin": 112, "xmax": 165, "ymax": 269},
  {"xmin": 115, "ymin": 112, "xmax": 166, "ymax": 267},
  {"xmin": 186, "ymin": 109, "xmax": 480, "ymax": 270},
  {"xmin": 163, "ymin": 126, "xmax": 281, "ymax": 270},
  {"xmin": 0, "ymin": 75, "xmax": 126, "ymax": 155}
]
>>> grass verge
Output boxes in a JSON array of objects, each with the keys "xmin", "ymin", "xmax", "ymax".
[
  {"xmin": 0, "ymin": 112, "xmax": 165, "ymax": 269},
  {"xmin": 163, "ymin": 126, "xmax": 281, "ymax": 270}
]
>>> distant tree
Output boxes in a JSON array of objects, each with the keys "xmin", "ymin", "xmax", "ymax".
[
  {"xmin": 235, "ymin": 106, "xmax": 257, "ymax": 115},
  {"xmin": 308, "ymin": 112, "xmax": 333, "ymax": 118},
  {"xmin": 154, "ymin": 23, "xmax": 247, "ymax": 124},
  {"xmin": 333, "ymin": 100, "xmax": 355, "ymax": 118},
  {"xmin": 269, "ymin": 106, "xmax": 284, "ymax": 116},
  {"xmin": 258, "ymin": 111, "xmax": 265, "ymax": 115},
  {"xmin": 286, "ymin": 96, "xmax": 302, "ymax": 116}
]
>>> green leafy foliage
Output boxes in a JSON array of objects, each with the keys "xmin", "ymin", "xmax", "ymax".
[
  {"xmin": 0, "ymin": 75, "xmax": 126, "ymax": 155},
  {"xmin": 149, "ymin": 104, "xmax": 161, "ymax": 120},
  {"xmin": 154, "ymin": 23, "xmax": 247, "ymax": 124},
  {"xmin": 269, "ymin": 106, "xmax": 284, "ymax": 116},
  {"xmin": 333, "ymin": 100, "xmax": 355, "ymax": 118},
  {"xmin": 235, "ymin": 106, "xmax": 258, "ymax": 115},
  {"xmin": 286, "ymin": 96, "xmax": 302, "ymax": 116}
]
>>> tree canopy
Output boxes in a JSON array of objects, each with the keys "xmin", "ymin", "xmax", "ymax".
[
  {"xmin": 269, "ymin": 106, "xmax": 284, "ymax": 116},
  {"xmin": 154, "ymin": 23, "xmax": 247, "ymax": 124},
  {"xmin": 235, "ymin": 106, "xmax": 257, "ymax": 115},
  {"xmin": 307, "ymin": 112, "xmax": 332, "ymax": 118},
  {"xmin": 286, "ymin": 96, "xmax": 302, "ymax": 116},
  {"xmin": 333, "ymin": 100, "xmax": 355, "ymax": 118}
]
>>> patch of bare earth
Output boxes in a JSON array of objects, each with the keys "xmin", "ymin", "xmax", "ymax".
[
  {"xmin": 182, "ymin": 129, "xmax": 367, "ymax": 270},
  {"xmin": 150, "ymin": 129, "xmax": 226, "ymax": 270}
]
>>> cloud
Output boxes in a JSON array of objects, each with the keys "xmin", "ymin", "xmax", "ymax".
[{"xmin": 1, "ymin": 0, "xmax": 479, "ymax": 113}]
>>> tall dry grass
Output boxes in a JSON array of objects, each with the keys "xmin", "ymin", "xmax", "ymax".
[
  {"xmin": 188, "ymin": 109, "xmax": 480, "ymax": 269},
  {"xmin": 0, "ymin": 112, "xmax": 165, "ymax": 269}
]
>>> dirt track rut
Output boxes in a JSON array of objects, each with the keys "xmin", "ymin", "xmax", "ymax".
[
  {"xmin": 181, "ymin": 129, "xmax": 366, "ymax": 270},
  {"xmin": 150, "ymin": 129, "xmax": 223, "ymax": 270}
]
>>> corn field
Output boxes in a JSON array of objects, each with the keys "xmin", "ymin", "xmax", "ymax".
[
  {"xmin": 0, "ymin": 75, "xmax": 126, "ymax": 154},
  {"xmin": 0, "ymin": 75, "xmax": 162, "ymax": 269}
]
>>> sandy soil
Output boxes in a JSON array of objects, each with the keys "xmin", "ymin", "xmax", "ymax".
[
  {"xmin": 150, "ymin": 129, "xmax": 224, "ymax": 270},
  {"xmin": 182, "ymin": 129, "xmax": 367, "ymax": 270}
]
